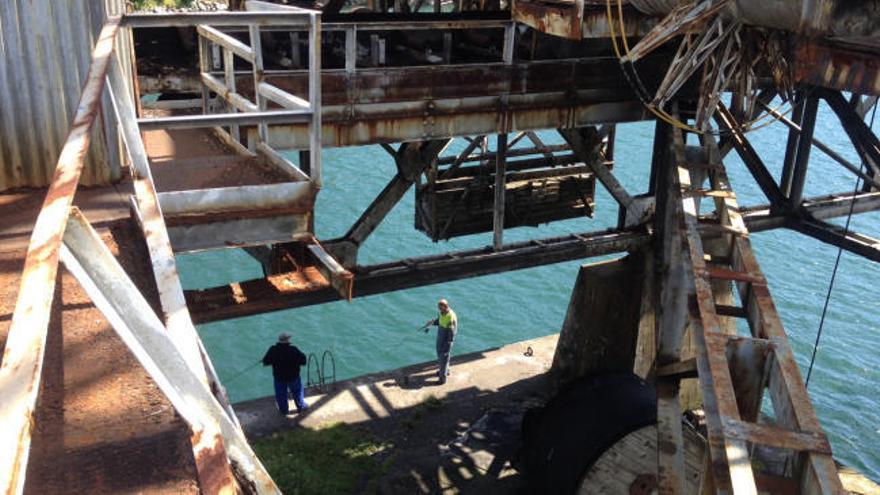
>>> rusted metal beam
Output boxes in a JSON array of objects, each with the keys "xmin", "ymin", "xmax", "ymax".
[
  {"xmin": 741, "ymin": 191, "xmax": 880, "ymax": 232},
  {"xmin": 670, "ymin": 125, "xmax": 758, "ymax": 493},
  {"xmin": 307, "ymin": 241, "xmax": 353, "ymax": 300},
  {"xmin": 654, "ymin": 120, "xmax": 692, "ymax": 495},
  {"xmin": 59, "ymin": 209, "xmax": 277, "ymax": 494},
  {"xmin": 197, "ymin": 25, "xmax": 255, "ymax": 63},
  {"xmin": 714, "ymin": 104, "xmax": 788, "ymax": 208},
  {"xmin": 123, "ymin": 11, "xmax": 314, "ymax": 28},
  {"xmin": 0, "ymin": 19, "xmax": 120, "ymax": 495},
  {"xmin": 137, "ymin": 109, "xmax": 311, "ymax": 130},
  {"xmin": 758, "ymin": 99, "xmax": 880, "ymax": 192},
  {"xmin": 559, "ymin": 126, "xmax": 647, "ymax": 225},
  {"xmin": 186, "ymin": 228, "xmax": 648, "ymax": 323},
  {"xmin": 789, "ymin": 217, "xmax": 880, "ymax": 263},
  {"xmin": 327, "ymin": 139, "xmax": 450, "ymax": 267},
  {"xmin": 108, "ymin": 58, "xmax": 212, "ymax": 382},
  {"xmin": 788, "ymin": 94, "xmax": 820, "ymax": 207},
  {"xmin": 697, "ymin": 132, "xmax": 843, "ymax": 494},
  {"xmin": 822, "ymin": 90, "xmax": 880, "ymax": 180}
]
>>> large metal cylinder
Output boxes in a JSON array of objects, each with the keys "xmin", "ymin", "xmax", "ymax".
[{"xmin": 733, "ymin": 0, "xmax": 880, "ymax": 39}]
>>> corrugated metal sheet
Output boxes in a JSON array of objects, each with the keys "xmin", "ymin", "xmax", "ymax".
[{"xmin": 0, "ymin": 0, "xmax": 131, "ymax": 191}]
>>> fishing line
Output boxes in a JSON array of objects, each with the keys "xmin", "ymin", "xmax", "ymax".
[
  {"xmin": 805, "ymin": 101, "xmax": 878, "ymax": 388},
  {"xmin": 223, "ymin": 360, "xmax": 261, "ymax": 384}
]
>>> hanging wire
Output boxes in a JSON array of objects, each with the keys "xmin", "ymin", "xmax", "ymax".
[{"xmin": 805, "ymin": 101, "xmax": 878, "ymax": 388}]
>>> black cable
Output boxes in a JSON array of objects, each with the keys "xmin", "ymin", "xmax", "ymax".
[{"xmin": 805, "ymin": 102, "xmax": 878, "ymax": 388}]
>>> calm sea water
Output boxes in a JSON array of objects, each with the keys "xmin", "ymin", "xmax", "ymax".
[{"xmin": 177, "ymin": 103, "xmax": 880, "ymax": 479}]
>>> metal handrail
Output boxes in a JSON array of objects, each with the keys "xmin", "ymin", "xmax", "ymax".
[
  {"xmin": 306, "ymin": 352, "xmax": 323, "ymax": 388},
  {"xmin": 0, "ymin": 18, "xmax": 121, "ymax": 495},
  {"xmin": 321, "ymin": 350, "xmax": 337, "ymax": 389}
]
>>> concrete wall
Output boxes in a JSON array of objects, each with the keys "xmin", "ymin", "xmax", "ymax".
[
  {"xmin": 551, "ymin": 253, "xmax": 646, "ymax": 383},
  {"xmin": 0, "ymin": 0, "xmax": 131, "ymax": 191}
]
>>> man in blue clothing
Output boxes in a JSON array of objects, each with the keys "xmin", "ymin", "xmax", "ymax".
[{"xmin": 262, "ymin": 332, "xmax": 308, "ymax": 415}]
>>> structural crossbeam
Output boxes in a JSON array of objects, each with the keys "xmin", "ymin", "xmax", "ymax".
[
  {"xmin": 790, "ymin": 217, "xmax": 880, "ymax": 263},
  {"xmin": 185, "ymin": 228, "xmax": 648, "ymax": 322}
]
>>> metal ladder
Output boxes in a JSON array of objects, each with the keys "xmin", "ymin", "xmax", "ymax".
[{"xmin": 655, "ymin": 121, "xmax": 844, "ymax": 494}]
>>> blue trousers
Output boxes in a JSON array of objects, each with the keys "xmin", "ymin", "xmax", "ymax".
[{"xmin": 274, "ymin": 377, "xmax": 307, "ymax": 414}]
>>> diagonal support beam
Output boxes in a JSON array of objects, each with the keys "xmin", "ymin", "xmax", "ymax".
[
  {"xmin": 0, "ymin": 19, "xmax": 121, "ymax": 495},
  {"xmin": 759, "ymin": 99, "xmax": 880, "ymax": 192},
  {"xmin": 60, "ymin": 208, "xmax": 278, "ymax": 494},
  {"xmin": 559, "ymin": 126, "xmax": 648, "ymax": 226},
  {"xmin": 822, "ymin": 90, "xmax": 880, "ymax": 180},
  {"xmin": 715, "ymin": 104, "xmax": 788, "ymax": 208},
  {"xmin": 789, "ymin": 217, "xmax": 880, "ymax": 263},
  {"xmin": 327, "ymin": 139, "xmax": 451, "ymax": 267},
  {"xmin": 622, "ymin": 0, "xmax": 732, "ymax": 64}
]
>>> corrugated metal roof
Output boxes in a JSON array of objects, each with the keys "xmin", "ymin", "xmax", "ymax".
[{"xmin": 0, "ymin": 0, "xmax": 130, "ymax": 191}]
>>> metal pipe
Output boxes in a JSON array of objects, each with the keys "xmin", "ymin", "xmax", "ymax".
[
  {"xmin": 788, "ymin": 95, "xmax": 820, "ymax": 206},
  {"xmin": 136, "ymin": 110, "xmax": 311, "ymax": 130},
  {"xmin": 493, "ymin": 133, "xmax": 508, "ymax": 250}
]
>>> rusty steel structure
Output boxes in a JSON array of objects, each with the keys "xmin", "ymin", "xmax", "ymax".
[{"xmin": 2, "ymin": 0, "xmax": 880, "ymax": 493}]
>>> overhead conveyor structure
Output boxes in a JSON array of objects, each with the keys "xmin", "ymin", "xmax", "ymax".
[{"xmin": 2, "ymin": 0, "xmax": 880, "ymax": 493}]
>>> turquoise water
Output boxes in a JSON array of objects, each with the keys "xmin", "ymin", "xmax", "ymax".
[{"xmin": 177, "ymin": 103, "xmax": 880, "ymax": 479}]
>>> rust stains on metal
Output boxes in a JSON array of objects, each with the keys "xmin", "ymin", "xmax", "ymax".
[
  {"xmin": 0, "ymin": 17, "xmax": 121, "ymax": 495},
  {"xmin": 192, "ymin": 431, "xmax": 239, "ymax": 495},
  {"xmin": 793, "ymin": 36, "xmax": 880, "ymax": 97}
]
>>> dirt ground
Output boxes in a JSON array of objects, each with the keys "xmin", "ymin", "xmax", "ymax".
[
  {"xmin": 0, "ymin": 221, "xmax": 200, "ymax": 494},
  {"xmin": 141, "ymin": 112, "xmax": 291, "ymax": 192}
]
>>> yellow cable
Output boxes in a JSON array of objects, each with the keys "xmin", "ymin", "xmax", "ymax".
[{"xmin": 605, "ymin": 0, "xmax": 797, "ymax": 136}]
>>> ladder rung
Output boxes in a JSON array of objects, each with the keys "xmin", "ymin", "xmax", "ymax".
[
  {"xmin": 723, "ymin": 419, "xmax": 832, "ymax": 455},
  {"xmin": 697, "ymin": 222, "xmax": 748, "ymax": 237},
  {"xmin": 683, "ymin": 188, "xmax": 736, "ymax": 199},
  {"xmin": 703, "ymin": 266, "xmax": 765, "ymax": 285},
  {"xmin": 685, "ymin": 161, "xmax": 723, "ymax": 171},
  {"xmin": 715, "ymin": 304, "xmax": 747, "ymax": 318},
  {"xmin": 657, "ymin": 358, "xmax": 698, "ymax": 380}
]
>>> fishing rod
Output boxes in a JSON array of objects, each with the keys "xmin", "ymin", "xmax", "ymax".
[{"xmin": 223, "ymin": 360, "xmax": 261, "ymax": 383}]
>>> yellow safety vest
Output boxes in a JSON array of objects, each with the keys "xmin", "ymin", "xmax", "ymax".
[{"xmin": 438, "ymin": 309, "xmax": 457, "ymax": 329}]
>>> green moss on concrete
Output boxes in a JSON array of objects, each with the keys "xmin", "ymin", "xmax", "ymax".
[{"xmin": 253, "ymin": 423, "xmax": 393, "ymax": 494}]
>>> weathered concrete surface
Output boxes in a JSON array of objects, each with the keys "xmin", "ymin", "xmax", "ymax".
[
  {"xmin": 551, "ymin": 256, "xmax": 644, "ymax": 383},
  {"xmin": 236, "ymin": 334, "xmax": 557, "ymax": 435},
  {"xmin": 235, "ymin": 334, "xmax": 560, "ymax": 493}
]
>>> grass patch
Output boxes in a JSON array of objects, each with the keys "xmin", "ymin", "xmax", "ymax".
[
  {"xmin": 404, "ymin": 395, "xmax": 444, "ymax": 430},
  {"xmin": 253, "ymin": 423, "xmax": 393, "ymax": 494}
]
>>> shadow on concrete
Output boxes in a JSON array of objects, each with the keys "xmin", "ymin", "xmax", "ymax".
[{"xmin": 236, "ymin": 341, "xmax": 556, "ymax": 494}]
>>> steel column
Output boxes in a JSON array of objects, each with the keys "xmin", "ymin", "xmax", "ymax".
[
  {"xmin": 788, "ymin": 95, "xmax": 820, "ymax": 207},
  {"xmin": 493, "ymin": 133, "xmax": 507, "ymax": 250}
]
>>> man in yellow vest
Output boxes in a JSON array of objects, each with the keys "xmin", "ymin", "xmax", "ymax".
[{"xmin": 425, "ymin": 298, "xmax": 458, "ymax": 384}]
